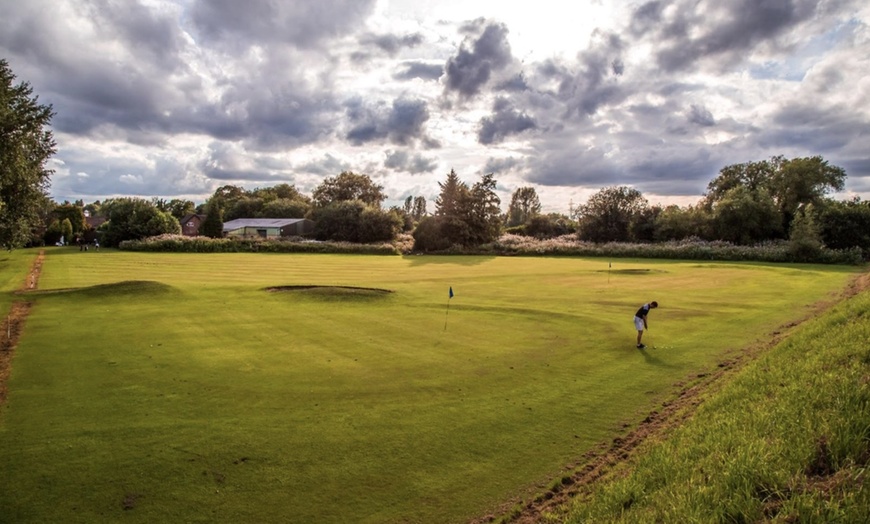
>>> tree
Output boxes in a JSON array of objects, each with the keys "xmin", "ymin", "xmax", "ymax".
[
  {"xmin": 768, "ymin": 155, "xmax": 846, "ymax": 230},
  {"xmin": 461, "ymin": 172, "xmax": 502, "ymax": 245},
  {"xmin": 705, "ymin": 155, "xmax": 847, "ymax": 235},
  {"xmin": 710, "ymin": 186, "xmax": 781, "ymax": 244},
  {"xmin": 576, "ymin": 186, "xmax": 649, "ymax": 243},
  {"xmin": 225, "ymin": 196, "xmax": 265, "ymax": 221},
  {"xmin": 167, "ymin": 199, "xmax": 195, "ymax": 220},
  {"xmin": 815, "ymin": 197, "xmax": 870, "ymax": 254},
  {"xmin": 411, "ymin": 196, "xmax": 427, "ymax": 221},
  {"xmin": 99, "ymin": 198, "xmax": 181, "ymax": 247},
  {"xmin": 416, "ymin": 170, "xmax": 502, "ymax": 249},
  {"xmin": 261, "ymin": 198, "xmax": 310, "ymax": 219},
  {"xmin": 506, "ymin": 186, "xmax": 542, "ymax": 227},
  {"xmin": 60, "ymin": 218, "xmax": 73, "ymax": 244},
  {"xmin": 200, "ymin": 199, "xmax": 224, "ymax": 238},
  {"xmin": 0, "ymin": 59, "xmax": 56, "ymax": 249},
  {"xmin": 310, "ymin": 200, "xmax": 400, "ymax": 243},
  {"xmin": 434, "ymin": 169, "xmax": 465, "ymax": 217},
  {"xmin": 312, "ymin": 171, "xmax": 386, "ymax": 208},
  {"xmin": 788, "ymin": 204, "xmax": 823, "ymax": 261},
  {"xmin": 53, "ymin": 203, "xmax": 86, "ymax": 236}
]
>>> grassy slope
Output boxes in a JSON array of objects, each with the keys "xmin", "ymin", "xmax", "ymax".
[
  {"xmin": 560, "ymin": 276, "xmax": 870, "ymax": 523},
  {"xmin": 0, "ymin": 248, "xmax": 858, "ymax": 523}
]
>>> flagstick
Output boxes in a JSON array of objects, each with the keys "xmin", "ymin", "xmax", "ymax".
[
  {"xmin": 443, "ymin": 299, "xmax": 451, "ymax": 331},
  {"xmin": 608, "ymin": 261, "xmax": 611, "ymax": 285}
]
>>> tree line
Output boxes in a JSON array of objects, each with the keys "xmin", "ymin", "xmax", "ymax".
[{"xmin": 3, "ymin": 58, "xmax": 870, "ymax": 258}]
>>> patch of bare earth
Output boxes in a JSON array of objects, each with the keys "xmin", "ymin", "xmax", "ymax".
[
  {"xmin": 475, "ymin": 269, "xmax": 870, "ymax": 524},
  {"xmin": 0, "ymin": 250, "xmax": 43, "ymax": 406}
]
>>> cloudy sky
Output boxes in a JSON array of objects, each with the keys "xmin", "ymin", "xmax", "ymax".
[{"xmin": 2, "ymin": 0, "xmax": 869, "ymax": 213}]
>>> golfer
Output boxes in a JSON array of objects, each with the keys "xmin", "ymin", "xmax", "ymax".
[{"xmin": 634, "ymin": 301, "xmax": 658, "ymax": 349}]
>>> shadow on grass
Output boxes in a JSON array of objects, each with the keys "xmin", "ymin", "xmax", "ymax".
[
  {"xmin": 403, "ymin": 254, "xmax": 497, "ymax": 266},
  {"xmin": 21, "ymin": 280, "xmax": 175, "ymax": 299},
  {"xmin": 637, "ymin": 347, "xmax": 677, "ymax": 368}
]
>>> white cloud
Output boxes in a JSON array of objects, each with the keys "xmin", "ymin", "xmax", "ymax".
[{"xmin": 1, "ymin": 0, "xmax": 867, "ymax": 211}]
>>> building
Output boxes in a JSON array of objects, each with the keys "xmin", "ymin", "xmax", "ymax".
[
  {"xmin": 222, "ymin": 218, "xmax": 315, "ymax": 239},
  {"xmin": 180, "ymin": 214, "xmax": 206, "ymax": 236}
]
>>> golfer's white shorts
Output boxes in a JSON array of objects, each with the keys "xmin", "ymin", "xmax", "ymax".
[{"xmin": 634, "ymin": 316, "xmax": 644, "ymax": 331}]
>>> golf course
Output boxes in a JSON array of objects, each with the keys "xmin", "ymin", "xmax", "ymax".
[{"xmin": 0, "ymin": 248, "xmax": 860, "ymax": 523}]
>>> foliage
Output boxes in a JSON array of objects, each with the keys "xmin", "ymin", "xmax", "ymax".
[
  {"xmin": 261, "ymin": 198, "xmax": 309, "ymax": 219},
  {"xmin": 815, "ymin": 198, "xmax": 870, "ymax": 256},
  {"xmin": 310, "ymin": 200, "xmax": 400, "ymax": 243},
  {"xmin": 576, "ymin": 186, "xmax": 649, "ymax": 243},
  {"xmin": 705, "ymin": 155, "xmax": 846, "ymax": 233},
  {"xmin": 787, "ymin": 204, "xmax": 824, "ymax": 262},
  {"xmin": 711, "ymin": 186, "xmax": 782, "ymax": 244},
  {"xmin": 522, "ymin": 214, "xmax": 576, "ymax": 239},
  {"xmin": 98, "ymin": 198, "xmax": 181, "ymax": 247},
  {"xmin": 311, "ymin": 171, "xmax": 386, "ymax": 208},
  {"xmin": 0, "ymin": 59, "xmax": 56, "ymax": 249},
  {"xmin": 505, "ymin": 186, "xmax": 541, "ymax": 227},
  {"xmin": 412, "ymin": 215, "xmax": 454, "ymax": 251},
  {"xmin": 434, "ymin": 169, "xmax": 465, "ymax": 217},
  {"xmin": 52, "ymin": 203, "xmax": 86, "ymax": 236},
  {"xmin": 60, "ymin": 218, "xmax": 73, "ymax": 244},
  {"xmin": 431, "ymin": 233, "xmax": 863, "ymax": 264},
  {"xmin": 199, "ymin": 199, "xmax": 224, "ymax": 238},
  {"xmin": 203, "ymin": 183, "xmax": 311, "ymax": 221},
  {"xmin": 119, "ymin": 234, "xmax": 399, "ymax": 254},
  {"xmin": 416, "ymin": 170, "xmax": 502, "ymax": 250}
]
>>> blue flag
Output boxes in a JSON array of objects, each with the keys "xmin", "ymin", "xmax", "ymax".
[{"xmin": 449, "ymin": 286, "xmax": 454, "ymax": 299}]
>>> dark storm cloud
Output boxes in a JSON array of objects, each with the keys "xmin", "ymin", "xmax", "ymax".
[
  {"xmin": 483, "ymin": 157, "xmax": 525, "ymax": 175},
  {"xmin": 189, "ymin": 0, "xmax": 377, "ymax": 49},
  {"xmin": 384, "ymin": 150, "xmax": 438, "ymax": 174},
  {"xmin": 393, "ymin": 61, "xmax": 444, "ymax": 81},
  {"xmin": 444, "ymin": 20, "xmax": 513, "ymax": 98},
  {"xmin": 687, "ymin": 104, "xmax": 716, "ymax": 127},
  {"xmin": 534, "ymin": 30, "xmax": 627, "ymax": 118},
  {"xmin": 478, "ymin": 98, "xmax": 537, "ymax": 145},
  {"xmin": 360, "ymin": 32, "xmax": 424, "ymax": 56},
  {"xmin": 345, "ymin": 97, "xmax": 431, "ymax": 146},
  {"xmin": 632, "ymin": 0, "xmax": 819, "ymax": 72},
  {"xmin": 298, "ymin": 154, "xmax": 352, "ymax": 177}
]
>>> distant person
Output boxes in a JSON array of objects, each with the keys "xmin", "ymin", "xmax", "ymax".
[
  {"xmin": 94, "ymin": 239, "xmax": 100, "ymax": 251},
  {"xmin": 634, "ymin": 301, "xmax": 658, "ymax": 349}
]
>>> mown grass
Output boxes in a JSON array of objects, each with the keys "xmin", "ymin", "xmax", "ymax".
[
  {"xmin": 0, "ymin": 247, "xmax": 860, "ymax": 523},
  {"xmin": 558, "ymin": 277, "xmax": 870, "ymax": 523}
]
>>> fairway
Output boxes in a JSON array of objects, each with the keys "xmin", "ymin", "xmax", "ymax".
[{"xmin": 0, "ymin": 249, "xmax": 857, "ymax": 523}]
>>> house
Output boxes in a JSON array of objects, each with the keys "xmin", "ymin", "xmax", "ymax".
[
  {"xmin": 222, "ymin": 218, "xmax": 315, "ymax": 239},
  {"xmin": 180, "ymin": 214, "xmax": 206, "ymax": 236}
]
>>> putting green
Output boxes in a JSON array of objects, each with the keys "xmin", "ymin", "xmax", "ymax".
[{"xmin": 0, "ymin": 249, "xmax": 857, "ymax": 523}]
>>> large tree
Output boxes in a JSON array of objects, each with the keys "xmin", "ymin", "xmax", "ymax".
[
  {"xmin": 705, "ymin": 155, "xmax": 846, "ymax": 235},
  {"xmin": 415, "ymin": 171, "xmax": 501, "ymax": 249},
  {"xmin": 312, "ymin": 171, "xmax": 386, "ymax": 208},
  {"xmin": 576, "ymin": 186, "xmax": 649, "ymax": 243},
  {"xmin": 506, "ymin": 186, "xmax": 542, "ymax": 227},
  {"xmin": 99, "ymin": 198, "xmax": 181, "ymax": 247},
  {"xmin": 0, "ymin": 59, "xmax": 56, "ymax": 249}
]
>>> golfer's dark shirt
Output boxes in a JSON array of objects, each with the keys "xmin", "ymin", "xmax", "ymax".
[{"xmin": 635, "ymin": 304, "xmax": 650, "ymax": 318}]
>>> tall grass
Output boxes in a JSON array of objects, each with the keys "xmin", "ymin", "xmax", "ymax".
[{"xmin": 558, "ymin": 283, "xmax": 870, "ymax": 523}]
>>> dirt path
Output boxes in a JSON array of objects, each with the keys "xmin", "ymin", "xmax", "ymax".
[
  {"xmin": 476, "ymin": 270, "xmax": 870, "ymax": 524},
  {"xmin": 0, "ymin": 250, "xmax": 44, "ymax": 406}
]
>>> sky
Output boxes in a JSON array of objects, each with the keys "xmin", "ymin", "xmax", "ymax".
[{"xmin": 2, "ymin": 0, "xmax": 869, "ymax": 214}]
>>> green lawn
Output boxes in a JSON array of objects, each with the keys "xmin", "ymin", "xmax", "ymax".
[{"xmin": 0, "ymin": 248, "xmax": 858, "ymax": 523}]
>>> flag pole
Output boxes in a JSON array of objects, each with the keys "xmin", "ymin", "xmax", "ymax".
[{"xmin": 444, "ymin": 286, "xmax": 453, "ymax": 331}]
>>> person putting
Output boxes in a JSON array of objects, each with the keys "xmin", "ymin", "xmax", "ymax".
[{"xmin": 634, "ymin": 301, "xmax": 658, "ymax": 349}]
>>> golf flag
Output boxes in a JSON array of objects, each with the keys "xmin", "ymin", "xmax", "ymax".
[{"xmin": 449, "ymin": 286, "xmax": 454, "ymax": 299}]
